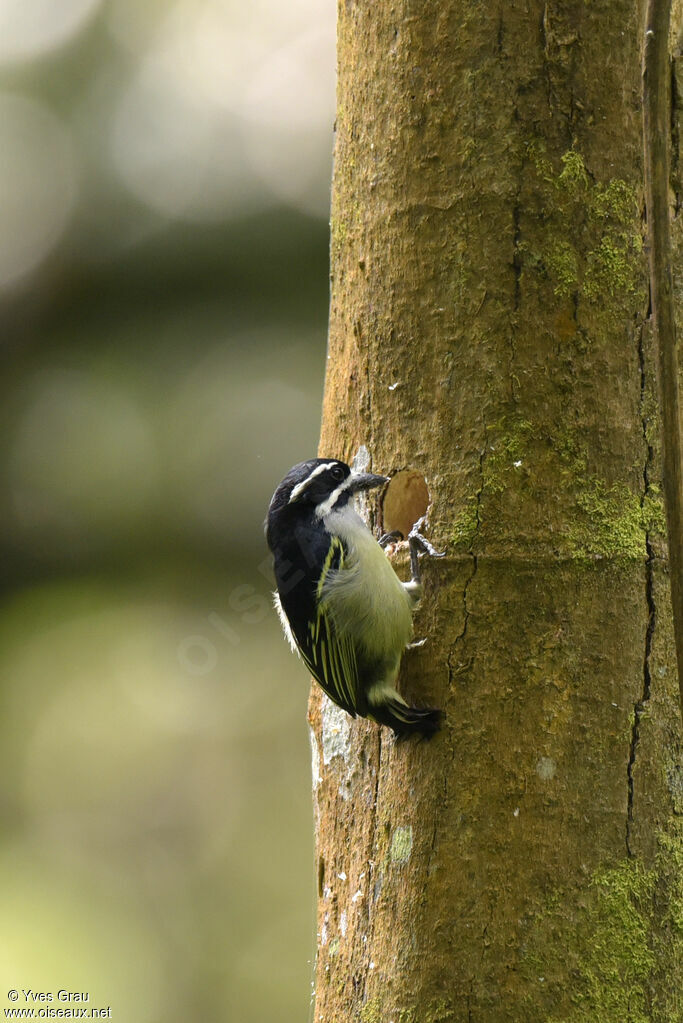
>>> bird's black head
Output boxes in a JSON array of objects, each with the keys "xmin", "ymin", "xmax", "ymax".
[{"xmin": 266, "ymin": 458, "xmax": 388, "ymax": 547}]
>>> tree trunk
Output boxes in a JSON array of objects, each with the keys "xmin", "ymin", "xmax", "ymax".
[{"xmin": 309, "ymin": 2, "xmax": 683, "ymax": 1020}]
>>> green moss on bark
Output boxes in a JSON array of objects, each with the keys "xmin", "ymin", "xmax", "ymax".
[
  {"xmin": 584, "ymin": 233, "xmax": 643, "ymax": 300},
  {"xmin": 522, "ymin": 823, "xmax": 683, "ymax": 1023},
  {"xmin": 558, "ymin": 150, "xmax": 590, "ymax": 192},
  {"xmin": 483, "ymin": 417, "xmax": 534, "ymax": 496},
  {"xmin": 569, "ymin": 479, "xmax": 648, "ymax": 559},
  {"xmin": 519, "ymin": 147, "xmax": 644, "ymax": 303},
  {"xmin": 545, "ymin": 241, "xmax": 580, "ymax": 298},
  {"xmin": 471, "ymin": 418, "xmax": 665, "ymax": 559},
  {"xmin": 548, "ymin": 861, "xmax": 657, "ymax": 1023},
  {"xmin": 360, "ymin": 997, "xmax": 454, "ymax": 1023},
  {"xmin": 451, "ymin": 501, "xmax": 479, "ymax": 548},
  {"xmin": 359, "ymin": 997, "xmax": 382, "ymax": 1023}
]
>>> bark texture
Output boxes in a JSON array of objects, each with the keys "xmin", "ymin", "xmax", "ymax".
[
  {"xmin": 309, "ymin": 2, "xmax": 683, "ymax": 1020},
  {"xmin": 644, "ymin": 0, "xmax": 683, "ymax": 718}
]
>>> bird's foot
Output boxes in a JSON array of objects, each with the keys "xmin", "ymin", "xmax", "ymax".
[
  {"xmin": 408, "ymin": 517, "xmax": 445, "ymax": 584},
  {"xmin": 406, "ymin": 637, "xmax": 428, "ymax": 650},
  {"xmin": 379, "ymin": 530, "xmax": 404, "ymax": 549}
]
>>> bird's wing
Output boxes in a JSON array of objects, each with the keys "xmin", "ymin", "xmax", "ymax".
[{"xmin": 299, "ymin": 536, "xmax": 360, "ymax": 716}]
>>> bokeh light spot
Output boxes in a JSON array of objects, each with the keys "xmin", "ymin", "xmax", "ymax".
[
  {"xmin": 0, "ymin": 94, "xmax": 78, "ymax": 288},
  {"xmin": 111, "ymin": 52, "xmax": 263, "ymax": 222},
  {"xmin": 0, "ymin": 0, "xmax": 102, "ymax": 64}
]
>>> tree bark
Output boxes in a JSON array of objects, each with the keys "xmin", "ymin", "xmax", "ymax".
[
  {"xmin": 643, "ymin": 0, "xmax": 683, "ymax": 719},
  {"xmin": 309, "ymin": 2, "xmax": 683, "ymax": 1020}
]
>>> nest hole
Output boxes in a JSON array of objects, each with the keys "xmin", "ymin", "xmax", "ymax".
[{"xmin": 381, "ymin": 470, "xmax": 429, "ymax": 539}]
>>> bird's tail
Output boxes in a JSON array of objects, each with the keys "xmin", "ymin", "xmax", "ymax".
[{"xmin": 370, "ymin": 697, "xmax": 442, "ymax": 739}]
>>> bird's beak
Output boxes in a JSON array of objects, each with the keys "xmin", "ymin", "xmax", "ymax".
[{"xmin": 347, "ymin": 472, "xmax": 390, "ymax": 494}]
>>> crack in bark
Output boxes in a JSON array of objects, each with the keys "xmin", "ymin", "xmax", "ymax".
[
  {"xmin": 481, "ymin": 919, "xmax": 491, "ymax": 961},
  {"xmin": 541, "ymin": 4, "xmax": 554, "ymax": 112},
  {"xmin": 457, "ymin": 555, "xmax": 479, "ymax": 647},
  {"xmin": 509, "ymin": 144, "xmax": 525, "ymax": 399},
  {"xmin": 626, "ymin": 556, "xmax": 655, "ymax": 857},
  {"xmin": 626, "ymin": 318, "xmax": 657, "ymax": 856},
  {"xmin": 670, "ymin": 57, "xmax": 680, "ymax": 216},
  {"xmin": 496, "ymin": 9, "xmax": 504, "ymax": 57}
]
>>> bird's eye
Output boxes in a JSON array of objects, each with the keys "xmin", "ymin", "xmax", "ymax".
[{"xmin": 330, "ymin": 466, "xmax": 345, "ymax": 481}]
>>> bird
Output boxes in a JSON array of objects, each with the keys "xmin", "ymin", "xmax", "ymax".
[{"xmin": 265, "ymin": 457, "xmax": 443, "ymax": 737}]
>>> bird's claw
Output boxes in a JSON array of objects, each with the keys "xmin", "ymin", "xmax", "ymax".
[
  {"xmin": 408, "ymin": 517, "xmax": 445, "ymax": 583},
  {"xmin": 407, "ymin": 637, "xmax": 428, "ymax": 649},
  {"xmin": 379, "ymin": 529, "xmax": 404, "ymax": 549}
]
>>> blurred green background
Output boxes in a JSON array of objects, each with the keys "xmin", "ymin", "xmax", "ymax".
[{"xmin": 0, "ymin": 2, "xmax": 333, "ymax": 1019}]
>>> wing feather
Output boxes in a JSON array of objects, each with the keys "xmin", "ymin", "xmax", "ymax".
[{"xmin": 300, "ymin": 536, "xmax": 359, "ymax": 715}]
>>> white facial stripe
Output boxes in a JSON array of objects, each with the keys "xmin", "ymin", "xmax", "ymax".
[
  {"xmin": 315, "ymin": 475, "xmax": 354, "ymax": 519},
  {"xmin": 288, "ymin": 462, "xmax": 337, "ymax": 504}
]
